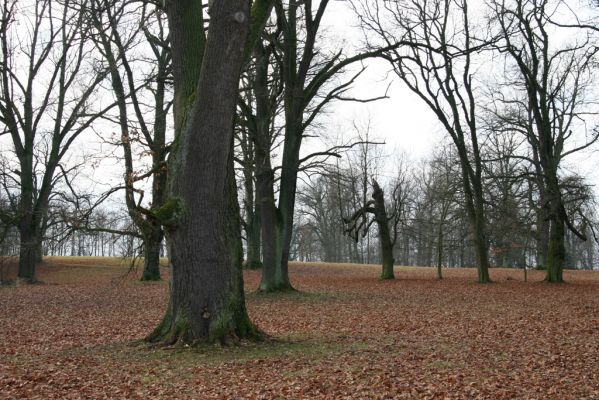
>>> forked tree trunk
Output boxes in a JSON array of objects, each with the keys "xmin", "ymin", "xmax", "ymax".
[
  {"xmin": 147, "ymin": 0, "xmax": 259, "ymax": 345},
  {"xmin": 254, "ymin": 39, "xmax": 293, "ymax": 292}
]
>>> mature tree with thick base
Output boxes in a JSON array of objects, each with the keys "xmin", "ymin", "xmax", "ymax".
[
  {"xmin": 255, "ymin": 0, "xmax": 398, "ymax": 291},
  {"xmin": 147, "ymin": 0, "xmax": 273, "ymax": 345}
]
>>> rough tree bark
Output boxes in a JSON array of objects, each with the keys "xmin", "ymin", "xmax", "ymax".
[{"xmin": 147, "ymin": 0, "xmax": 273, "ymax": 344}]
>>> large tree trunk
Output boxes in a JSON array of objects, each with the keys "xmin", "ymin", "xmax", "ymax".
[
  {"xmin": 269, "ymin": 141, "xmax": 301, "ymax": 291},
  {"xmin": 546, "ymin": 217, "xmax": 565, "ymax": 282},
  {"xmin": 35, "ymin": 241, "xmax": 43, "ymax": 263},
  {"xmin": 17, "ymin": 223, "xmax": 38, "ymax": 283},
  {"xmin": 537, "ymin": 122, "xmax": 566, "ymax": 282},
  {"xmin": 471, "ymin": 209, "xmax": 491, "ymax": 283},
  {"xmin": 537, "ymin": 218, "xmax": 549, "ymax": 268},
  {"xmin": 255, "ymin": 160, "xmax": 289, "ymax": 291},
  {"xmin": 262, "ymin": 127, "xmax": 301, "ymax": 291},
  {"xmin": 256, "ymin": 166, "xmax": 283, "ymax": 291},
  {"xmin": 147, "ymin": 0, "xmax": 258, "ymax": 345},
  {"xmin": 544, "ymin": 178, "xmax": 566, "ymax": 282},
  {"xmin": 17, "ymin": 169, "xmax": 38, "ymax": 283},
  {"xmin": 531, "ymin": 148, "xmax": 549, "ymax": 270},
  {"xmin": 460, "ymin": 161, "xmax": 491, "ymax": 283}
]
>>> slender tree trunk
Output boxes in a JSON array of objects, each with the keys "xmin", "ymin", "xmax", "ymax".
[
  {"xmin": 436, "ymin": 223, "xmax": 444, "ymax": 280},
  {"xmin": 256, "ymin": 152, "xmax": 281, "ymax": 291},
  {"xmin": 372, "ymin": 181, "xmax": 394, "ymax": 280},
  {"xmin": 141, "ymin": 228, "xmax": 163, "ymax": 281},
  {"xmin": 241, "ymin": 129, "xmax": 261, "ymax": 270},
  {"xmin": 245, "ymin": 207, "xmax": 262, "ymax": 269},
  {"xmin": 275, "ymin": 199, "xmax": 295, "ymax": 289}
]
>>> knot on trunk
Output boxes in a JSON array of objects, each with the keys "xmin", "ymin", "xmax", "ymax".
[{"xmin": 233, "ymin": 11, "xmax": 246, "ymax": 24}]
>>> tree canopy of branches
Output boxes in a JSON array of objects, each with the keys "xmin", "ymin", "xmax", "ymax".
[
  {"xmin": 490, "ymin": 0, "xmax": 599, "ymax": 282},
  {"xmin": 353, "ymin": 0, "xmax": 494, "ymax": 282},
  {"xmin": 88, "ymin": 0, "xmax": 172, "ymax": 281},
  {"xmin": 0, "ymin": 0, "xmax": 112, "ymax": 282}
]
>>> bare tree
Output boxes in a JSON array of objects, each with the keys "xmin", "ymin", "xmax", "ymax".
[
  {"xmin": 254, "ymin": 0, "xmax": 398, "ymax": 291},
  {"xmin": 480, "ymin": 127, "xmax": 533, "ymax": 268},
  {"xmin": 345, "ymin": 179, "xmax": 398, "ymax": 279},
  {"xmin": 353, "ymin": 0, "xmax": 495, "ymax": 282},
  {"xmin": 491, "ymin": 0, "xmax": 599, "ymax": 281},
  {"xmin": 421, "ymin": 148, "xmax": 462, "ymax": 279},
  {"xmin": 236, "ymin": 20, "xmax": 284, "ymax": 270},
  {"xmin": 88, "ymin": 0, "xmax": 172, "ymax": 281},
  {"xmin": 0, "ymin": 0, "xmax": 112, "ymax": 282}
]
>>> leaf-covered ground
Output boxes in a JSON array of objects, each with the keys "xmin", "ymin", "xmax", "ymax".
[{"xmin": 0, "ymin": 257, "xmax": 597, "ymax": 399}]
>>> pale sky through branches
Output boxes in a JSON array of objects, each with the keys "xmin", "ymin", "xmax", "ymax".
[{"xmin": 320, "ymin": 0, "xmax": 599, "ymax": 188}]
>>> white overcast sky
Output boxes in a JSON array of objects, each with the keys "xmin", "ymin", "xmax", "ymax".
[{"xmin": 323, "ymin": 0, "xmax": 460, "ymax": 151}]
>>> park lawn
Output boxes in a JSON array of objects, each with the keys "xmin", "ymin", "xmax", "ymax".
[{"xmin": 0, "ymin": 258, "xmax": 597, "ymax": 399}]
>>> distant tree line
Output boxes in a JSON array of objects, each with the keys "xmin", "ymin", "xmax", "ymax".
[{"xmin": 287, "ymin": 142, "xmax": 598, "ymax": 273}]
